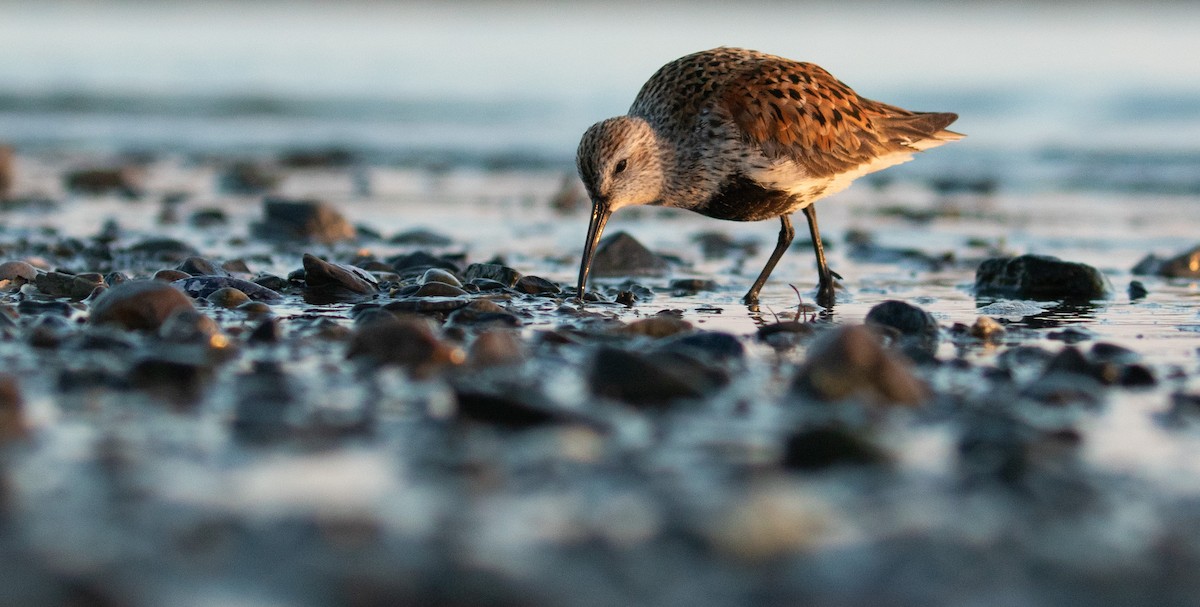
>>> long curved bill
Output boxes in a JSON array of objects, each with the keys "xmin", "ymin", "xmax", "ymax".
[{"xmin": 576, "ymin": 201, "xmax": 612, "ymax": 302}]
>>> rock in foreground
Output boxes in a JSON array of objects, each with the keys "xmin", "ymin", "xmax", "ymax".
[
  {"xmin": 89, "ymin": 280, "xmax": 196, "ymax": 331},
  {"xmin": 975, "ymin": 254, "xmax": 1109, "ymax": 301}
]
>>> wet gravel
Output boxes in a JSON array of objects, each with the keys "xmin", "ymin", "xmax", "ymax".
[{"xmin": 2, "ymin": 150, "xmax": 1200, "ymax": 606}]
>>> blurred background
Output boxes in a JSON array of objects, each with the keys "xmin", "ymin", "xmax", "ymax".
[{"xmin": 1, "ymin": 0, "xmax": 1199, "ymax": 191}]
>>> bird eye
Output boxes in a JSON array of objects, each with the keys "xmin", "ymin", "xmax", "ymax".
[{"xmin": 614, "ymin": 159, "xmax": 628, "ymax": 174}]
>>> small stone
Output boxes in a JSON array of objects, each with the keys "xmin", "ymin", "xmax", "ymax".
[
  {"xmin": 129, "ymin": 353, "xmax": 211, "ymax": 405},
  {"xmin": 420, "ymin": 268, "xmax": 462, "ymax": 288},
  {"xmin": 346, "ymin": 315, "xmax": 463, "ymax": 375},
  {"xmin": 247, "ymin": 317, "xmax": 282, "ymax": 343},
  {"xmin": 1119, "ymin": 364, "xmax": 1156, "ymax": 388},
  {"xmin": 253, "ymin": 274, "xmax": 289, "ymax": 291},
  {"xmin": 659, "ymin": 331, "xmax": 745, "ymax": 364},
  {"xmin": 782, "ymin": 426, "xmax": 888, "ymax": 471},
  {"xmin": 975, "ymin": 254, "xmax": 1110, "ymax": 301},
  {"xmin": 463, "ymin": 263, "xmax": 522, "ymax": 288},
  {"xmin": 0, "ymin": 261, "xmax": 36, "ymax": 284},
  {"xmin": 589, "ymin": 346, "xmax": 709, "ymax": 407},
  {"xmin": 864, "ymin": 300, "xmax": 940, "ymax": 359},
  {"xmin": 757, "ymin": 321, "xmax": 816, "ymax": 350},
  {"xmin": 64, "ymin": 167, "xmax": 143, "ymax": 197},
  {"xmin": 1089, "ymin": 342, "xmax": 1140, "ymax": 365},
  {"xmin": 280, "ymin": 147, "xmax": 356, "ymax": 168},
  {"xmin": 255, "ymin": 198, "xmax": 355, "ymax": 244},
  {"xmin": 444, "ymin": 299, "xmax": 521, "ymax": 327},
  {"xmin": 301, "ymin": 253, "xmax": 379, "ymax": 301},
  {"xmin": 176, "ymin": 256, "xmax": 230, "ymax": 277},
  {"xmin": 35, "ymin": 271, "xmax": 104, "ymax": 300},
  {"xmin": 515, "ymin": 275, "xmax": 561, "ymax": 295},
  {"xmin": 174, "ymin": 276, "xmax": 283, "ymax": 302},
  {"xmin": 1128, "ymin": 280, "xmax": 1148, "ymax": 300},
  {"xmin": 237, "ymin": 301, "xmax": 273, "ymax": 317},
  {"xmin": 1135, "ymin": 245, "xmax": 1200, "ymax": 279},
  {"xmin": 468, "ymin": 278, "xmax": 509, "ymax": 292},
  {"xmin": 466, "ymin": 330, "xmax": 525, "ymax": 367},
  {"xmin": 969, "ymin": 316, "xmax": 1006, "ymax": 341},
  {"xmin": 591, "ymin": 231, "xmax": 669, "ymax": 277},
  {"xmin": 669, "ymin": 278, "xmax": 719, "ymax": 292},
  {"xmin": 158, "ymin": 308, "xmax": 220, "ymax": 343},
  {"xmin": 89, "ymin": 280, "xmax": 196, "ymax": 331},
  {"xmin": 189, "ymin": 208, "xmax": 229, "ymax": 227},
  {"xmin": 413, "ymin": 282, "xmax": 468, "ymax": 298},
  {"xmin": 792, "ymin": 325, "xmax": 927, "ymax": 406},
  {"xmin": 206, "ymin": 287, "xmax": 250, "ymax": 309},
  {"xmin": 616, "ymin": 316, "xmax": 693, "ymax": 339}
]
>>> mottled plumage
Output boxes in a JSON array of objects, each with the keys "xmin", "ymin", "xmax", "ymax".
[{"xmin": 576, "ymin": 47, "xmax": 962, "ymax": 305}]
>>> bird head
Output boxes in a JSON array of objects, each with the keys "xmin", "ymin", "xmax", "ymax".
[{"xmin": 574, "ymin": 116, "xmax": 664, "ymax": 300}]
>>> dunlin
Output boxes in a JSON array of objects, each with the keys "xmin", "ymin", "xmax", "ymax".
[{"xmin": 575, "ymin": 47, "xmax": 962, "ymax": 306}]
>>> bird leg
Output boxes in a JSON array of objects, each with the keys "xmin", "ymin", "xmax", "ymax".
[
  {"xmin": 803, "ymin": 204, "xmax": 837, "ymax": 308},
  {"xmin": 743, "ymin": 215, "xmax": 795, "ymax": 304}
]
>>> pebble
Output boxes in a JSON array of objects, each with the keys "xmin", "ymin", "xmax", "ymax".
[
  {"xmin": 1128, "ymin": 280, "xmax": 1149, "ymax": 300},
  {"xmin": 421, "ymin": 268, "xmax": 462, "ymax": 287},
  {"xmin": 466, "ymin": 330, "xmax": 526, "ymax": 367},
  {"xmin": 391, "ymin": 228, "xmax": 454, "ymax": 247},
  {"xmin": 515, "ymin": 275, "xmax": 561, "ymax": 295},
  {"xmin": 782, "ymin": 426, "xmax": 889, "ymax": 471},
  {"xmin": 158, "ymin": 308, "xmax": 220, "ymax": 343},
  {"xmin": 669, "ymin": 278, "xmax": 720, "ymax": 293},
  {"xmin": 969, "ymin": 316, "xmax": 1006, "ymax": 341},
  {"xmin": 864, "ymin": 300, "xmax": 940, "ymax": 360},
  {"xmin": 390, "ymin": 251, "xmax": 461, "ymax": 275},
  {"xmin": 129, "ymin": 238, "xmax": 199, "ymax": 262},
  {"xmin": 590, "ymin": 231, "xmax": 669, "ymax": 277},
  {"xmin": 301, "ymin": 253, "xmax": 379, "ymax": 300},
  {"xmin": 89, "ymin": 280, "xmax": 196, "ymax": 331},
  {"xmin": 1132, "ymin": 245, "xmax": 1200, "ymax": 279},
  {"xmin": 792, "ymin": 325, "xmax": 928, "ymax": 406},
  {"xmin": 444, "ymin": 299, "xmax": 521, "ymax": 327},
  {"xmin": 616, "ymin": 316, "xmax": 693, "ymax": 339},
  {"xmin": 206, "ymin": 287, "xmax": 251, "ymax": 309},
  {"xmin": 413, "ymin": 282, "xmax": 468, "ymax": 298},
  {"xmin": 463, "ymin": 263, "xmax": 522, "ymax": 288},
  {"xmin": 0, "ymin": 260, "xmax": 36, "ymax": 284},
  {"xmin": 153, "ymin": 269, "xmax": 193, "ymax": 282},
  {"xmin": 64, "ymin": 167, "xmax": 143, "ymax": 197},
  {"xmin": 975, "ymin": 254, "xmax": 1110, "ymax": 301},
  {"xmin": 255, "ymin": 197, "xmax": 356, "ymax": 244},
  {"xmin": 176, "ymin": 256, "xmax": 230, "ymax": 277},
  {"xmin": 35, "ymin": 271, "xmax": 104, "ymax": 300},
  {"xmin": 218, "ymin": 161, "xmax": 280, "ymax": 195},
  {"xmin": 346, "ymin": 315, "xmax": 464, "ymax": 375},
  {"xmin": 588, "ymin": 346, "xmax": 709, "ymax": 407},
  {"xmin": 236, "ymin": 301, "xmax": 273, "ymax": 317},
  {"xmin": 174, "ymin": 275, "xmax": 283, "ymax": 302}
]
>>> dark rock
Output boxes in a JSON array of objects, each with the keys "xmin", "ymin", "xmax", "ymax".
[
  {"xmin": 782, "ymin": 426, "xmax": 889, "ymax": 471},
  {"xmin": 616, "ymin": 316, "xmax": 693, "ymax": 339},
  {"xmin": 222, "ymin": 259, "xmax": 252, "ymax": 274},
  {"xmin": 34, "ymin": 271, "xmax": 104, "ymax": 300},
  {"xmin": 615, "ymin": 290, "xmax": 637, "ymax": 306},
  {"xmin": 347, "ymin": 315, "xmax": 462, "ymax": 375},
  {"xmin": 792, "ymin": 325, "xmax": 928, "ymax": 406},
  {"xmin": 463, "ymin": 263, "xmax": 522, "ymax": 288},
  {"xmin": 588, "ymin": 346, "xmax": 710, "ymax": 407},
  {"xmin": 1128, "ymin": 280, "xmax": 1148, "ymax": 300},
  {"xmin": 28, "ymin": 315, "xmax": 72, "ymax": 348},
  {"xmin": 452, "ymin": 387, "xmax": 573, "ymax": 429},
  {"xmin": 958, "ymin": 412, "xmax": 1082, "ymax": 484},
  {"xmin": 105, "ymin": 271, "xmax": 130, "ymax": 287},
  {"xmin": 1133, "ymin": 245, "xmax": 1200, "ymax": 279},
  {"xmin": 466, "ymin": 331, "xmax": 525, "ymax": 367},
  {"xmin": 444, "ymin": 299, "xmax": 521, "ymax": 327},
  {"xmin": 301, "ymin": 253, "xmax": 379, "ymax": 301},
  {"xmin": 1119, "ymin": 364, "xmax": 1156, "ymax": 388},
  {"xmin": 153, "ymin": 269, "xmax": 192, "ymax": 282},
  {"xmin": 88, "ymin": 280, "xmax": 196, "ymax": 331},
  {"xmin": 0, "ymin": 260, "xmax": 36, "ymax": 284},
  {"xmin": 158, "ymin": 308, "xmax": 219, "ymax": 343},
  {"xmin": 129, "ymin": 353, "xmax": 211, "ymax": 405},
  {"xmin": 669, "ymin": 278, "xmax": 719, "ymax": 292},
  {"xmin": 1046, "ymin": 326, "xmax": 1095, "ymax": 344},
  {"xmin": 420, "ymin": 268, "xmax": 462, "ymax": 287},
  {"xmin": 189, "ymin": 208, "xmax": 229, "ymax": 227},
  {"xmin": 386, "ymin": 297, "xmax": 471, "ymax": 314},
  {"xmin": 975, "ymin": 254, "xmax": 1110, "ymax": 301},
  {"xmin": 176, "ymin": 256, "xmax": 230, "ymax": 277},
  {"xmin": 468, "ymin": 278, "xmax": 509, "ymax": 292},
  {"xmin": 247, "ymin": 317, "xmax": 282, "ymax": 344},
  {"xmin": 253, "ymin": 274, "xmax": 289, "ymax": 291},
  {"xmin": 1022, "ymin": 372, "xmax": 1105, "ymax": 407},
  {"xmin": 968, "ymin": 316, "xmax": 1006, "ymax": 341},
  {"xmin": 129, "ymin": 238, "xmax": 200, "ymax": 262},
  {"xmin": 232, "ymin": 361, "xmax": 294, "ymax": 444},
  {"xmin": 413, "ymin": 282, "xmax": 468, "ymax": 298},
  {"xmin": 218, "ymin": 161, "xmax": 280, "ymax": 195},
  {"xmin": 757, "ymin": 321, "xmax": 816, "ymax": 350},
  {"xmin": 255, "ymin": 198, "xmax": 355, "ymax": 244},
  {"xmin": 207, "ymin": 287, "xmax": 250, "ymax": 309},
  {"xmin": 17, "ymin": 299, "xmax": 72, "ymax": 316},
  {"xmin": 390, "ymin": 228, "xmax": 454, "ymax": 247},
  {"xmin": 64, "ymin": 167, "xmax": 143, "ymax": 197},
  {"xmin": 659, "ymin": 331, "xmax": 745, "ymax": 364},
  {"xmin": 1089, "ymin": 342, "xmax": 1140, "ymax": 365},
  {"xmin": 390, "ymin": 251, "xmax": 461, "ymax": 275},
  {"xmin": 1044, "ymin": 347, "xmax": 1108, "ymax": 381},
  {"xmin": 515, "ymin": 275, "xmax": 561, "ymax": 295},
  {"xmin": 591, "ymin": 231, "xmax": 669, "ymax": 277},
  {"xmin": 864, "ymin": 300, "xmax": 940, "ymax": 359},
  {"xmin": 236, "ymin": 301, "xmax": 272, "ymax": 317},
  {"xmin": 174, "ymin": 275, "xmax": 283, "ymax": 302}
]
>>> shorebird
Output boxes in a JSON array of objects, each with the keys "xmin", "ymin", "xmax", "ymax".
[{"xmin": 575, "ymin": 47, "xmax": 962, "ymax": 306}]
